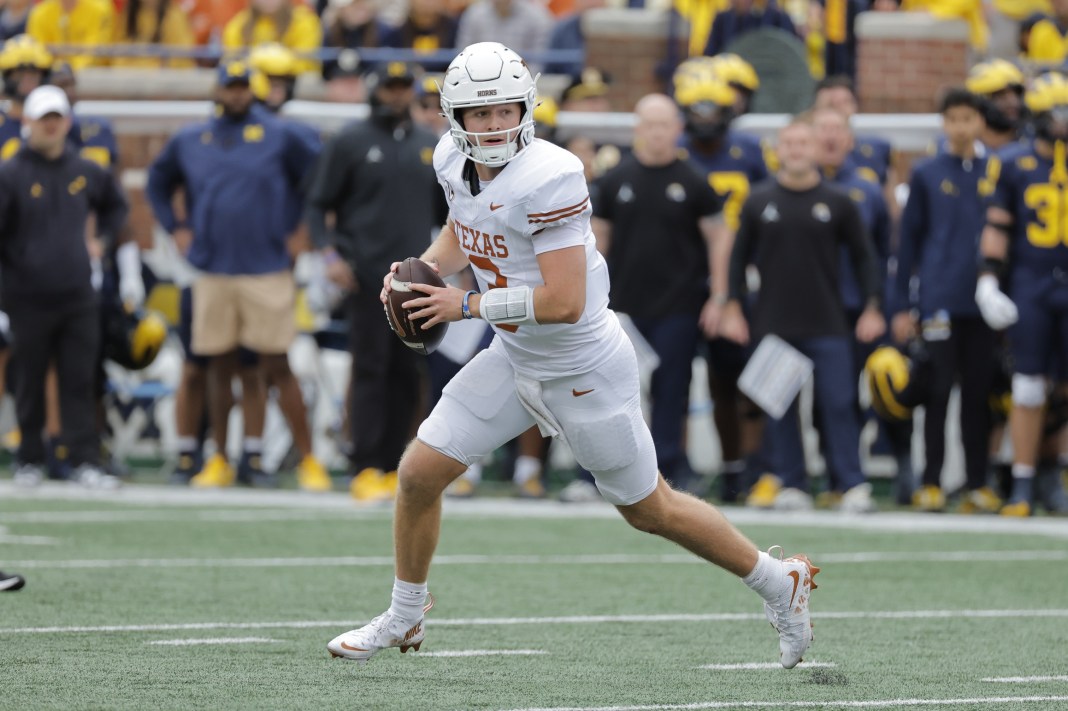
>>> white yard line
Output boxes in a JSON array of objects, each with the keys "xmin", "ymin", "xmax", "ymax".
[
  {"xmin": 0, "ymin": 534, "xmax": 56, "ymax": 545},
  {"xmin": 982, "ymin": 676, "xmax": 1068, "ymax": 683},
  {"xmin": 2, "ymin": 609, "xmax": 1066, "ymax": 635},
  {"xmin": 697, "ymin": 662, "xmax": 836, "ymax": 670},
  {"xmin": 7, "ymin": 550, "xmax": 1067, "ymax": 570},
  {"xmin": 504, "ymin": 696, "xmax": 1068, "ymax": 711},
  {"xmin": 1, "ymin": 481, "xmax": 1067, "ymax": 538},
  {"xmin": 419, "ymin": 649, "xmax": 548, "ymax": 658},
  {"xmin": 146, "ymin": 637, "xmax": 277, "ymax": 646}
]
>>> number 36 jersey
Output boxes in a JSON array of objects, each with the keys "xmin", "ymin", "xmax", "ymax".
[
  {"xmin": 434, "ymin": 133, "xmax": 625, "ymax": 379},
  {"xmin": 985, "ymin": 139, "xmax": 1068, "ymax": 273}
]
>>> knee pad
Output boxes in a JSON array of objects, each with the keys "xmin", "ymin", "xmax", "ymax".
[{"xmin": 1012, "ymin": 373, "xmax": 1047, "ymax": 408}]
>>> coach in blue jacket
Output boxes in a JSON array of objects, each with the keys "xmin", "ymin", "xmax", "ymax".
[{"xmin": 146, "ymin": 60, "xmax": 320, "ymax": 488}]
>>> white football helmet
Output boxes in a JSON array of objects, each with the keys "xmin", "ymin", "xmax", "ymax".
[{"xmin": 439, "ymin": 42, "xmax": 537, "ymax": 167}]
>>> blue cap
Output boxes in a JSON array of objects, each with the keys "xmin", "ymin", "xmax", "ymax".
[{"xmin": 217, "ymin": 60, "xmax": 254, "ymax": 86}]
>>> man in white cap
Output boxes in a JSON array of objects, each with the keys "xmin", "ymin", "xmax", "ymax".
[{"xmin": 0, "ymin": 84, "xmax": 128, "ymax": 489}]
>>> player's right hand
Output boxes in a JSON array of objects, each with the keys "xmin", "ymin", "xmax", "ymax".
[
  {"xmin": 381, "ymin": 261, "xmax": 403, "ymax": 304},
  {"xmin": 975, "ymin": 274, "xmax": 1018, "ymax": 330}
]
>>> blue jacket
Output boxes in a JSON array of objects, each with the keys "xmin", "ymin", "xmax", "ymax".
[
  {"xmin": 69, "ymin": 115, "xmax": 119, "ymax": 171},
  {"xmin": 146, "ymin": 106, "xmax": 318, "ymax": 275},
  {"xmin": 851, "ymin": 135, "xmax": 892, "ymax": 186},
  {"xmin": 893, "ymin": 151, "xmax": 986, "ymax": 318},
  {"xmin": 826, "ymin": 163, "xmax": 890, "ymax": 312}
]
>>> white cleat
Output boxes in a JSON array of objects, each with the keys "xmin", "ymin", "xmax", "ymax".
[
  {"xmin": 328, "ymin": 593, "xmax": 434, "ymax": 664},
  {"xmin": 763, "ymin": 548, "xmax": 820, "ymax": 669}
]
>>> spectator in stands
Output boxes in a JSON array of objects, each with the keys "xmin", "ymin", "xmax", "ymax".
[
  {"xmin": 720, "ymin": 115, "xmax": 883, "ymax": 514},
  {"xmin": 1, "ymin": 86, "xmax": 128, "ymax": 489},
  {"xmin": 27, "ymin": 0, "xmax": 115, "ymax": 70},
  {"xmin": 381, "ymin": 0, "xmax": 458, "ymax": 72},
  {"xmin": 222, "ymin": 0, "xmax": 322, "ymax": 74},
  {"xmin": 703, "ymin": 0, "xmax": 797, "ymax": 57},
  {"xmin": 146, "ymin": 60, "xmax": 329, "ymax": 491},
  {"xmin": 0, "ymin": 0, "xmax": 31, "ymax": 41},
  {"xmin": 305, "ymin": 61, "xmax": 444, "ymax": 502},
  {"xmin": 183, "ymin": 0, "xmax": 245, "ymax": 47},
  {"xmin": 544, "ymin": 0, "xmax": 606, "ymax": 77},
  {"xmin": 561, "ymin": 67, "xmax": 612, "ymax": 112},
  {"xmin": 321, "ymin": 0, "xmax": 386, "ymax": 86},
  {"xmin": 456, "ymin": 1, "xmax": 553, "ymax": 72},
  {"xmin": 822, "ymin": 0, "xmax": 864, "ymax": 81},
  {"xmin": 593, "ymin": 93, "xmax": 726, "ymax": 492},
  {"xmin": 112, "ymin": 0, "xmax": 196, "ymax": 68},
  {"xmin": 890, "ymin": 88, "xmax": 999, "ymax": 514},
  {"xmin": 902, "ymin": 0, "xmax": 987, "ymax": 52},
  {"xmin": 1026, "ymin": 0, "xmax": 1068, "ymax": 64}
]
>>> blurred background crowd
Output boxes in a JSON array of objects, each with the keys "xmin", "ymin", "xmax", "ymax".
[{"xmin": 0, "ymin": 0, "xmax": 1066, "ymax": 519}]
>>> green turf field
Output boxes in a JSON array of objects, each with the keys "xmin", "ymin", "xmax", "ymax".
[{"xmin": 1, "ymin": 483, "xmax": 1067, "ymax": 710}]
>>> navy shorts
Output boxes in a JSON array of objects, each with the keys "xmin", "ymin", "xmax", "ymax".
[{"xmin": 1008, "ymin": 270, "xmax": 1068, "ymax": 376}]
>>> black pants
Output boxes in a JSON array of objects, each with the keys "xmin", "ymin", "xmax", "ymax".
[
  {"xmin": 922, "ymin": 315, "xmax": 996, "ymax": 490},
  {"xmin": 7, "ymin": 295, "xmax": 100, "ymax": 467},
  {"xmin": 347, "ymin": 289, "xmax": 423, "ymax": 472}
]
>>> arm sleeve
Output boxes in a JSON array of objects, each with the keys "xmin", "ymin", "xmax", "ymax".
[
  {"xmin": 983, "ymin": 154, "xmax": 1011, "ymax": 212},
  {"xmin": 728, "ymin": 196, "xmax": 756, "ymax": 301},
  {"xmin": 841, "ymin": 197, "xmax": 882, "ymax": 305},
  {"xmin": 523, "ymin": 169, "xmax": 591, "ymax": 238},
  {"xmin": 145, "ymin": 136, "xmax": 183, "ymax": 233},
  {"xmin": 892, "ymin": 172, "xmax": 926, "ymax": 314},
  {"xmin": 304, "ymin": 133, "xmax": 349, "ymax": 250},
  {"xmin": 91, "ymin": 167, "xmax": 130, "ymax": 250}
]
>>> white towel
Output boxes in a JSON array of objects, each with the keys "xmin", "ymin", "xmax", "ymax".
[{"xmin": 514, "ymin": 374, "xmax": 563, "ymax": 439}]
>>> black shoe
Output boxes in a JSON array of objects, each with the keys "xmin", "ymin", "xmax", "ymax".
[
  {"xmin": 0, "ymin": 571, "xmax": 25, "ymax": 592},
  {"xmin": 237, "ymin": 451, "xmax": 276, "ymax": 488},
  {"xmin": 1036, "ymin": 465, "xmax": 1068, "ymax": 514},
  {"xmin": 169, "ymin": 452, "xmax": 198, "ymax": 486}
]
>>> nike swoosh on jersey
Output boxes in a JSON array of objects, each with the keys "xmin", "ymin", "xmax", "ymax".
[
  {"xmin": 490, "ymin": 202, "xmax": 504, "ymax": 211},
  {"xmin": 572, "ymin": 388, "xmax": 595, "ymax": 397}
]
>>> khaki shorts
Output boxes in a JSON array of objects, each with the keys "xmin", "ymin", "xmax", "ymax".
[{"xmin": 191, "ymin": 271, "xmax": 296, "ymax": 356}]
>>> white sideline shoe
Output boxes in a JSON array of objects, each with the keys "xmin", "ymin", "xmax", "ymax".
[
  {"xmin": 328, "ymin": 593, "xmax": 435, "ymax": 663},
  {"xmin": 763, "ymin": 547, "xmax": 820, "ymax": 669}
]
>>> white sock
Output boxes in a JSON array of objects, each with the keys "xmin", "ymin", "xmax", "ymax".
[
  {"xmin": 513, "ymin": 455, "xmax": 541, "ymax": 485},
  {"xmin": 389, "ymin": 577, "xmax": 428, "ymax": 625},
  {"xmin": 176, "ymin": 436, "xmax": 197, "ymax": 453},
  {"xmin": 461, "ymin": 462, "xmax": 482, "ymax": 485},
  {"xmin": 1011, "ymin": 464, "xmax": 1035, "ymax": 479},
  {"xmin": 741, "ymin": 550, "xmax": 785, "ymax": 603},
  {"xmin": 243, "ymin": 437, "xmax": 263, "ymax": 454}
]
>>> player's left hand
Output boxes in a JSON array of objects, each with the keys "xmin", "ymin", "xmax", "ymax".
[
  {"xmin": 405, "ymin": 284, "xmax": 467, "ymax": 329},
  {"xmin": 856, "ymin": 307, "xmax": 886, "ymax": 343}
]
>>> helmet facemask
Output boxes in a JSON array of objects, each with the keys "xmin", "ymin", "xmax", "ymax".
[{"xmin": 440, "ymin": 42, "xmax": 537, "ymax": 168}]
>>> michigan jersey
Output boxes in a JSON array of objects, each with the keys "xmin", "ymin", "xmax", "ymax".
[
  {"xmin": 851, "ymin": 135, "xmax": 892, "ymax": 186},
  {"xmin": 0, "ymin": 111, "xmax": 21, "ymax": 161},
  {"xmin": 434, "ymin": 133, "xmax": 625, "ymax": 380},
  {"xmin": 682, "ymin": 131, "xmax": 768, "ymax": 231},
  {"xmin": 986, "ymin": 139, "xmax": 1068, "ymax": 272}
]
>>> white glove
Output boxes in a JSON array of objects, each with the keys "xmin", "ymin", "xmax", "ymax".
[
  {"xmin": 975, "ymin": 273, "xmax": 1018, "ymax": 330},
  {"xmin": 116, "ymin": 242, "xmax": 145, "ymax": 310}
]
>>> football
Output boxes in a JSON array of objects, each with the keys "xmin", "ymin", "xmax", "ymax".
[{"xmin": 385, "ymin": 257, "xmax": 449, "ymax": 355}]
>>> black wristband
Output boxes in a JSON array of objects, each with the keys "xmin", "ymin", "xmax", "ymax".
[{"xmin": 980, "ymin": 255, "xmax": 1007, "ymax": 277}]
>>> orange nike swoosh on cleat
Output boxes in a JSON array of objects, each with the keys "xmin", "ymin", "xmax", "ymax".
[
  {"xmin": 787, "ymin": 570, "xmax": 800, "ymax": 606},
  {"xmin": 490, "ymin": 202, "xmax": 504, "ymax": 211},
  {"xmin": 339, "ymin": 641, "xmax": 369, "ymax": 652},
  {"xmin": 572, "ymin": 388, "xmax": 595, "ymax": 397}
]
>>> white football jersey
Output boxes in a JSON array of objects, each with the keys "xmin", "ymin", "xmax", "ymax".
[{"xmin": 435, "ymin": 134, "xmax": 625, "ymax": 379}]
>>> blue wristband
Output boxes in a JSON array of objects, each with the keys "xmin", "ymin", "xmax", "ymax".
[{"xmin": 461, "ymin": 290, "xmax": 478, "ymax": 320}]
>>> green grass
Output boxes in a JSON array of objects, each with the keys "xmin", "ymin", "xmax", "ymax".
[{"xmin": 2, "ymin": 489, "xmax": 1068, "ymax": 710}]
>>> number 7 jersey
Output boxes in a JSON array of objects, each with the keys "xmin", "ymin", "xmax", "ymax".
[
  {"xmin": 985, "ymin": 138, "xmax": 1068, "ymax": 272},
  {"xmin": 434, "ymin": 133, "xmax": 625, "ymax": 379}
]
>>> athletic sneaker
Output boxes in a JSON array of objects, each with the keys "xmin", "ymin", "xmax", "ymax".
[
  {"xmin": 0, "ymin": 570, "xmax": 25, "ymax": 592},
  {"xmin": 12, "ymin": 463, "xmax": 43, "ymax": 488},
  {"xmin": 912, "ymin": 485, "xmax": 946, "ymax": 512},
  {"xmin": 763, "ymin": 548, "xmax": 820, "ymax": 669},
  {"xmin": 958, "ymin": 486, "xmax": 1002, "ymax": 514},
  {"xmin": 747, "ymin": 474, "xmax": 782, "ymax": 509},
  {"xmin": 328, "ymin": 594, "xmax": 435, "ymax": 663},
  {"xmin": 190, "ymin": 453, "xmax": 235, "ymax": 488},
  {"xmin": 297, "ymin": 455, "xmax": 332, "ymax": 492},
  {"xmin": 73, "ymin": 464, "xmax": 122, "ymax": 490}
]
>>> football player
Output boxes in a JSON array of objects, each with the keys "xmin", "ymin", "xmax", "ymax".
[
  {"xmin": 326, "ymin": 42, "xmax": 820, "ymax": 670},
  {"xmin": 965, "ymin": 59, "xmax": 1026, "ymax": 152},
  {"xmin": 672, "ymin": 58, "xmax": 768, "ymax": 502},
  {"xmin": 977, "ymin": 72, "xmax": 1068, "ymax": 515}
]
